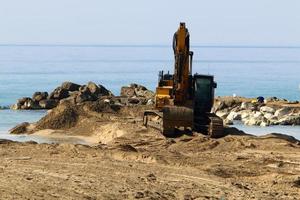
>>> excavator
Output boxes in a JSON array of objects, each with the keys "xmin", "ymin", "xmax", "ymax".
[{"xmin": 143, "ymin": 22, "xmax": 224, "ymax": 138}]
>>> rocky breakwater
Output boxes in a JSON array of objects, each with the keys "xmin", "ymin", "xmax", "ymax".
[
  {"xmin": 214, "ymin": 97, "xmax": 300, "ymax": 127},
  {"xmin": 10, "ymin": 81, "xmax": 113, "ymax": 110},
  {"xmin": 9, "ymin": 82, "xmax": 155, "ymax": 134},
  {"xmin": 0, "ymin": 106, "xmax": 9, "ymax": 110}
]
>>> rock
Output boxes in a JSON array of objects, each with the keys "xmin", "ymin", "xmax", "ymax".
[
  {"xmin": 264, "ymin": 112, "xmax": 275, "ymax": 120},
  {"xmin": 260, "ymin": 106, "xmax": 275, "ymax": 114},
  {"xmin": 9, "ymin": 122, "xmax": 30, "ymax": 134},
  {"xmin": 15, "ymin": 97, "xmax": 41, "ymax": 110},
  {"xmin": 240, "ymin": 110, "xmax": 252, "ymax": 121},
  {"xmin": 266, "ymin": 97, "xmax": 279, "ymax": 102},
  {"xmin": 244, "ymin": 113, "xmax": 267, "ymax": 126},
  {"xmin": 87, "ymin": 82, "xmax": 111, "ymax": 98},
  {"xmin": 146, "ymin": 99, "xmax": 155, "ymax": 105},
  {"xmin": 32, "ymin": 92, "xmax": 48, "ymax": 102},
  {"xmin": 76, "ymin": 92, "xmax": 94, "ymax": 103},
  {"xmin": 212, "ymin": 100, "xmax": 225, "ymax": 112},
  {"xmin": 245, "ymin": 118, "xmax": 260, "ymax": 126},
  {"xmin": 128, "ymin": 98, "xmax": 140, "ymax": 104},
  {"xmin": 61, "ymin": 82, "xmax": 81, "ymax": 92},
  {"xmin": 224, "ymin": 118, "xmax": 233, "ymax": 125},
  {"xmin": 277, "ymin": 115, "xmax": 300, "ymax": 125},
  {"xmin": 87, "ymin": 82, "xmax": 101, "ymax": 96},
  {"xmin": 226, "ymin": 111, "xmax": 241, "ymax": 121},
  {"xmin": 121, "ymin": 86, "xmax": 135, "ymax": 97},
  {"xmin": 253, "ymin": 111, "xmax": 263, "ymax": 118},
  {"xmin": 24, "ymin": 99, "xmax": 41, "ymax": 109},
  {"xmin": 10, "ymin": 104, "xmax": 21, "ymax": 110},
  {"xmin": 240, "ymin": 102, "xmax": 253, "ymax": 110},
  {"xmin": 18, "ymin": 97, "xmax": 30, "ymax": 105},
  {"xmin": 274, "ymin": 107, "xmax": 292, "ymax": 118},
  {"xmin": 0, "ymin": 106, "xmax": 9, "ymax": 110},
  {"xmin": 222, "ymin": 98, "xmax": 242, "ymax": 109},
  {"xmin": 216, "ymin": 111, "xmax": 228, "ymax": 119},
  {"xmin": 121, "ymin": 83, "xmax": 154, "ymax": 100},
  {"xmin": 260, "ymin": 121, "xmax": 270, "ymax": 127},
  {"xmin": 39, "ymin": 99, "xmax": 58, "ymax": 109},
  {"xmin": 49, "ymin": 87, "xmax": 69, "ymax": 100}
]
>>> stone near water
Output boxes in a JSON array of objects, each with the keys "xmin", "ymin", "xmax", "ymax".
[
  {"xmin": 49, "ymin": 87, "xmax": 70, "ymax": 100},
  {"xmin": 274, "ymin": 107, "xmax": 292, "ymax": 118},
  {"xmin": 32, "ymin": 92, "xmax": 48, "ymax": 102},
  {"xmin": 260, "ymin": 106, "xmax": 275, "ymax": 114},
  {"xmin": 253, "ymin": 111, "xmax": 263, "ymax": 118},
  {"xmin": 240, "ymin": 102, "xmax": 253, "ymax": 110},
  {"xmin": 9, "ymin": 122, "xmax": 30, "ymax": 134},
  {"xmin": 277, "ymin": 115, "xmax": 300, "ymax": 125},
  {"xmin": 216, "ymin": 111, "xmax": 228, "ymax": 119},
  {"xmin": 61, "ymin": 82, "xmax": 81, "ymax": 92},
  {"xmin": 39, "ymin": 99, "xmax": 58, "ymax": 109},
  {"xmin": 128, "ymin": 98, "xmax": 140, "ymax": 104},
  {"xmin": 224, "ymin": 118, "xmax": 234, "ymax": 125},
  {"xmin": 226, "ymin": 111, "xmax": 241, "ymax": 121},
  {"xmin": 263, "ymin": 112, "xmax": 274, "ymax": 120},
  {"xmin": 121, "ymin": 86, "xmax": 135, "ymax": 97}
]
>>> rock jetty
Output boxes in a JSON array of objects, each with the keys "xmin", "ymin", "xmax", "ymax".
[
  {"xmin": 10, "ymin": 82, "xmax": 155, "ymax": 110},
  {"xmin": 214, "ymin": 97, "xmax": 300, "ymax": 126}
]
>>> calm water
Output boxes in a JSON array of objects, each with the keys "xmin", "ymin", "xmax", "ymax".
[{"xmin": 0, "ymin": 45, "xmax": 300, "ymax": 141}]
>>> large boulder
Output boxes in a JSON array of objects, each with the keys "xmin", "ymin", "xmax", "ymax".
[
  {"xmin": 277, "ymin": 115, "xmax": 300, "ymax": 125},
  {"xmin": 239, "ymin": 110, "xmax": 252, "ymax": 121},
  {"xmin": 87, "ymin": 82, "xmax": 111, "ymax": 98},
  {"xmin": 216, "ymin": 110, "xmax": 228, "ymax": 119},
  {"xmin": 0, "ymin": 106, "xmax": 9, "ymax": 110},
  {"xmin": 12, "ymin": 97, "xmax": 41, "ymax": 110},
  {"xmin": 9, "ymin": 122, "xmax": 30, "ymax": 134},
  {"xmin": 49, "ymin": 87, "xmax": 70, "ymax": 100},
  {"xmin": 260, "ymin": 106, "xmax": 275, "ymax": 114},
  {"xmin": 32, "ymin": 92, "xmax": 48, "ymax": 102},
  {"xmin": 120, "ymin": 86, "xmax": 135, "ymax": 97},
  {"xmin": 61, "ymin": 82, "xmax": 81, "ymax": 92},
  {"xmin": 240, "ymin": 102, "xmax": 253, "ymax": 110},
  {"xmin": 121, "ymin": 83, "xmax": 154, "ymax": 100},
  {"xmin": 274, "ymin": 107, "xmax": 292, "ymax": 118},
  {"xmin": 263, "ymin": 112, "xmax": 275, "ymax": 120},
  {"xmin": 244, "ymin": 116, "xmax": 268, "ymax": 126},
  {"xmin": 39, "ymin": 99, "xmax": 58, "ymax": 109},
  {"xmin": 23, "ymin": 99, "xmax": 41, "ymax": 109},
  {"xmin": 76, "ymin": 92, "xmax": 94, "ymax": 103},
  {"xmin": 226, "ymin": 111, "xmax": 241, "ymax": 121},
  {"xmin": 212, "ymin": 100, "xmax": 226, "ymax": 112}
]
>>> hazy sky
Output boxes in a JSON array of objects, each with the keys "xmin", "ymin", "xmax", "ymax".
[{"xmin": 0, "ymin": 0, "xmax": 299, "ymax": 45}]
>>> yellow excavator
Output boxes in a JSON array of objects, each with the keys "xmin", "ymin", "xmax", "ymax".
[{"xmin": 143, "ymin": 22, "xmax": 224, "ymax": 138}]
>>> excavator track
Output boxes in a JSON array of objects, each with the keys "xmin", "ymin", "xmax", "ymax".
[
  {"xmin": 208, "ymin": 114, "xmax": 224, "ymax": 138},
  {"xmin": 143, "ymin": 110, "xmax": 163, "ymax": 132}
]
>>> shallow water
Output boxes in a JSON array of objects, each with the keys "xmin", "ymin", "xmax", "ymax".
[
  {"xmin": 0, "ymin": 45, "xmax": 300, "ymax": 142},
  {"xmin": 232, "ymin": 122, "xmax": 300, "ymax": 139}
]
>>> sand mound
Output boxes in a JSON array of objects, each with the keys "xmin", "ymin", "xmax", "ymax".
[
  {"xmin": 96, "ymin": 123, "xmax": 127, "ymax": 144},
  {"xmin": 36, "ymin": 102, "xmax": 79, "ymax": 130}
]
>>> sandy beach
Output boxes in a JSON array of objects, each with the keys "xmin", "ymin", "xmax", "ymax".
[
  {"xmin": 2, "ymin": 96, "xmax": 300, "ymax": 199},
  {"xmin": 1, "ymin": 127, "xmax": 300, "ymax": 199}
]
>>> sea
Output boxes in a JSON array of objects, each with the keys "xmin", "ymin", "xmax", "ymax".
[{"xmin": 0, "ymin": 44, "xmax": 300, "ymax": 142}]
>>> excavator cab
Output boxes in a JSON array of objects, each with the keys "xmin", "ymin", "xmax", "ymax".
[
  {"xmin": 192, "ymin": 75, "xmax": 223, "ymax": 137},
  {"xmin": 193, "ymin": 75, "xmax": 216, "ymax": 114}
]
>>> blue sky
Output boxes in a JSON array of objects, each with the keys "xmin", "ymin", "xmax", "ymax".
[{"xmin": 0, "ymin": 0, "xmax": 299, "ymax": 45}]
